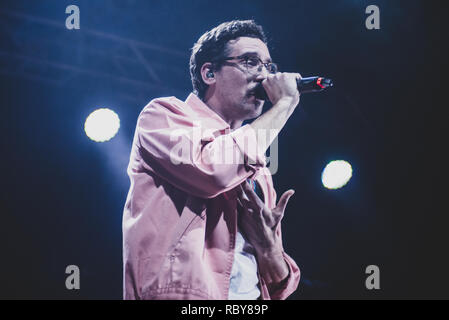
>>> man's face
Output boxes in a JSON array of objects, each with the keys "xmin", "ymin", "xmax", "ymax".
[{"xmin": 212, "ymin": 37, "xmax": 271, "ymax": 121}]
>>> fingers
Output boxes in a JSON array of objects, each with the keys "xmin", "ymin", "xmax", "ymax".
[
  {"xmin": 239, "ymin": 181, "xmax": 265, "ymax": 209},
  {"xmin": 238, "ymin": 182, "xmax": 295, "ymax": 228},
  {"xmin": 236, "ymin": 196, "xmax": 244, "ymax": 208},
  {"xmin": 263, "ymin": 72, "xmax": 301, "ymax": 105},
  {"xmin": 272, "ymin": 190, "xmax": 295, "ymax": 227},
  {"xmin": 237, "ymin": 184, "xmax": 250, "ymax": 202},
  {"xmin": 276, "ymin": 189, "xmax": 295, "ymax": 213}
]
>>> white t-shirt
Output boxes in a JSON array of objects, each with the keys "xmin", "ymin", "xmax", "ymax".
[{"xmin": 228, "ymin": 231, "xmax": 261, "ymax": 300}]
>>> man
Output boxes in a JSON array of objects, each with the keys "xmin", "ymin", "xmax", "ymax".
[{"xmin": 123, "ymin": 20, "xmax": 301, "ymax": 300}]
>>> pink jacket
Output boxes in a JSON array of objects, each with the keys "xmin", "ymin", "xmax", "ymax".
[{"xmin": 122, "ymin": 93, "xmax": 300, "ymax": 300}]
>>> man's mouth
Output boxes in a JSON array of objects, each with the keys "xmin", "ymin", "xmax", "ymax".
[
  {"xmin": 248, "ymin": 92, "xmax": 259, "ymax": 100},
  {"xmin": 247, "ymin": 92, "xmax": 264, "ymax": 106},
  {"xmin": 248, "ymin": 89, "xmax": 261, "ymax": 99},
  {"xmin": 249, "ymin": 85, "xmax": 267, "ymax": 101},
  {"xmin": 251, "ymin": 94, "xmax": 264, "ymax": 102}
]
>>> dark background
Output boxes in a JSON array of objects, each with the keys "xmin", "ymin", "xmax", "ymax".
[{"xmin": 0, "ymin": 0, "xmax": 447, "ymax": 299}]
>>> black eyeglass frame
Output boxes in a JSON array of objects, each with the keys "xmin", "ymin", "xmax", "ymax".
[{"xmin": 213, "ymin": 54, "xmax": 278, "ymax": 74}]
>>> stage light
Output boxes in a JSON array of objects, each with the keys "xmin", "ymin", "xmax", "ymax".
[
  {"xmin": 84, "ymin": 108, "xmax": 120, "ymax": 142},
  {"xmin": 321, "ymin": 160, "xmax": 353, "ymax": 190}
]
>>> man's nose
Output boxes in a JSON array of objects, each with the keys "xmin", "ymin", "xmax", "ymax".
[{"xmin": 254, "ymin": 67, "xmax": 269, "ymax": 82}]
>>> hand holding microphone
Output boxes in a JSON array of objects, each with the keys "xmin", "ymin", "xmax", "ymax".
[
  {"xmin": 258, "ymin": 73, "xmax": 302, "ymax": 106},
  {"xmin": 255, "ymin": 74, "xmax": 333, "ymax": 102}
]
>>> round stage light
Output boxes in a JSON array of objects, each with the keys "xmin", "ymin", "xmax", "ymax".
[
  {"xmin": 84, "ymin": 108, "xmax": 120, "ymax": 142},
  {"xmin": 321, "ymin": 160, "xmax": 353, "ymax": 190}
]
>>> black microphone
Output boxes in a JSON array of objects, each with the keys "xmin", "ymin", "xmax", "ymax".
[{"xmin": 254, "ymin": 76, "xmax": 333, "ymax": 101}]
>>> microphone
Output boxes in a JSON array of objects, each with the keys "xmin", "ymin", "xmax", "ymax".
[{"xmin": 254, "ymin": 76, "xmax": 333, "ymax": 101}]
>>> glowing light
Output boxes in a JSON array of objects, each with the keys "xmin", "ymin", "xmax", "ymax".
[
  {"xmin": 84, "ymin": 108, "xmax": 120, "ymax": 142},
  {"xmin": 321, "ymin": 160, "xmax": 353, "ymax": 190}
]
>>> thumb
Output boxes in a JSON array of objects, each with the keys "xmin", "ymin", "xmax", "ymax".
[
  {"xmin": 271, "ymin": 190, "xmax": 295, "ymax": 228},
  {"xmin": 276, "ymin": 189, "xmax": 295, "ymax": 213}
]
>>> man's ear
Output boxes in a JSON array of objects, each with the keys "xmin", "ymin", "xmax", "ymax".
[{"xmin": 201, "ymin": 63, "xmax": 216, "ymax": 85}]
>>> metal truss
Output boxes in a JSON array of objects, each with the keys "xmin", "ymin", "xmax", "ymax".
[{"xmin": 0, "ymin": 9, "xmax": 190, "ymax": 103}]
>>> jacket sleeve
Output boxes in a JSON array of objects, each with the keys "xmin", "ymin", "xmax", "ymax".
[
  {"xmin": 261, "ymin": 250, "xmax": 301, "ymax": 300},
  {"xmin": 135, "ymin": 98, "xmax": 266, "ymax": 198}
]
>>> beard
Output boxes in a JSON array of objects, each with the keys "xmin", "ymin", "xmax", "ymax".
[
  {"xmin": 241, "ymin": 93, "xmax": 264, "ymax": 119},
  {"xmin": 216, "ymin": 87, "xmax": 265, "ymax": 122}
]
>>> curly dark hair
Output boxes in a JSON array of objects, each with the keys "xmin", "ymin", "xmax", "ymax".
[{"xmin": 189, "ymin": 20, "xmax": 268, "ymax": 100}]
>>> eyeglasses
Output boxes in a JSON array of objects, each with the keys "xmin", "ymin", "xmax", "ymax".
[{"xmin": 216, "ymin": 54, "xmax": 278, "ymax": 75}]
